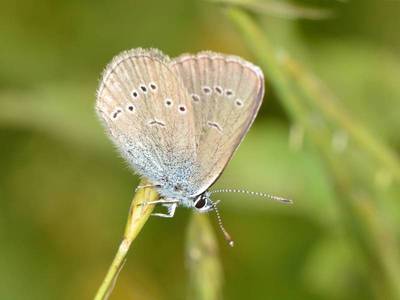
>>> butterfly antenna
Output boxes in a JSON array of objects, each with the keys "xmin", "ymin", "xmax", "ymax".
[
  {"xmin": 210, "ymin": 188, "xmax": 293, "ymax": 205},
  {"xmin": 212, "ymin": 200, "xmax": 234, "ymax": 247}
]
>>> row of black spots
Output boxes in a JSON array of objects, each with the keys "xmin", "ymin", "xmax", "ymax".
[
  {"xmin": 164, "ymin": 98, "xmax": 188, "ymax": 114},
  {"xmin": 131, "ymin": 82, "xmax": 158, "ymax": 99},
  {"xmin": 110, "ymin": 102, "xmax": 137, "ymax": 120},
  {"xmin": 199, "ymin": 85, "xmax": 243, "ymax": 108},
  {"xmin": 201, "ymin": 85, "xmax": 235, "ymax": 98}
]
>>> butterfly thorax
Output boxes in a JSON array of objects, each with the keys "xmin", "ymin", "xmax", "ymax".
[
  {"xmin": 156, "ymin": 184, "xmax": 214, "ymax": 212},
  {"xmin": 156, "ymin": 181, "xmax": 198, "ymax": 208}
]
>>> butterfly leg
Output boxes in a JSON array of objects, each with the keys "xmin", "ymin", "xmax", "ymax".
[
  {"xmin": 138, "ymin": 199, "xmax": 179, "ymax": 206},
  {"xmin": 151, "ymin": 202, "xmax": 177, "ymax": 218},
  {"xmin": 138, "ymin": 199, "xmax": 179, "ymax": 217}
]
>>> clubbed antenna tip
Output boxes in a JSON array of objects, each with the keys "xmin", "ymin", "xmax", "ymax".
[
  {"xmin": 211, "ymin": 200, "xmax": 235, "ymax": 247},
  {"xmin": 270, "ymin": 195, "xmax": 293, "ymax": 204}
]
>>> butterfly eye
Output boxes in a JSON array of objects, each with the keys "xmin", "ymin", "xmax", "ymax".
[{"xmin": 194, "ymin": 197, "xmax": 206, "ymax": 209}]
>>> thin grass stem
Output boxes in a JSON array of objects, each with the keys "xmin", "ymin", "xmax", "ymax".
[
  {"xmin": 186, "ymin": 213, "xmax": 223, "ymax": 300},
  {"xmin": 94, "ymin": 180, "xmax": 158, "ymax": 300}
]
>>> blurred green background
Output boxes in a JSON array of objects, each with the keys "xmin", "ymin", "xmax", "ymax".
[{"xmin": 1, "ymin": 0, "xmax": 399, "ymax": 299}]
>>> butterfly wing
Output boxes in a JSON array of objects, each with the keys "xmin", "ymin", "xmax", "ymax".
[
  {"xmin": 96, "ymin": 48, "xmax": 200, "ymax": 197},
  {"xmin": 170, "ymin": 52, "xmax": 264, "ymax": 196}
]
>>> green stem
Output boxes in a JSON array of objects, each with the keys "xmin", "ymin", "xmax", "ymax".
[
  {"xmin": 186, "ymin": 213, "xmax": 223, "ymax": 300},
  {"xmin": 279, "ymin": 54, "xmax": 400, "ymax": 182},
  {"xmin": 94, "ymin": 181, "xmax": 158, "ymax": 300}
]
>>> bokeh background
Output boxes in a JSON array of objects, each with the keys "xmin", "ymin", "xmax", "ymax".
[{"xmin": 1, "ymin": 0, "xmax": 399, "ymax": 299}]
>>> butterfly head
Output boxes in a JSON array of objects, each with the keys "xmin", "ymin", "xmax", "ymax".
[
  {"xmin": 193, "ymin": 191, "xmax": 234, "ymax": 247},
  {"xmin": 193, "ymin": 192, "xmax": 214, "ymax": 213}
]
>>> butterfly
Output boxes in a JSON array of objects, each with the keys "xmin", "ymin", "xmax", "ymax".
[{"xmin": 96, "ymin": 48, "xmax": 291, "ymax": 244}]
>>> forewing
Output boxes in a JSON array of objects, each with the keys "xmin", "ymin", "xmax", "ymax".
[
  {"xmin": 96, "ymin": 48, "xmax": 199, "ymax": 193},
  {"xmin": 170, "ymin": 52, "xmax": 264, "ymax": 195}
]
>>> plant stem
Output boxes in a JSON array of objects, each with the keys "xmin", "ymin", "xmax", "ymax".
[
  {"xmin": 94, "ymin": 181, "xmax": 158, "ymax": 300},
  {"xmin": 279, "ymin": 54, "xmax": 400, "ymax": 182},
  {"xmin": 186, "ymin": 213, "xmax": 223, "ymax": 300}
]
